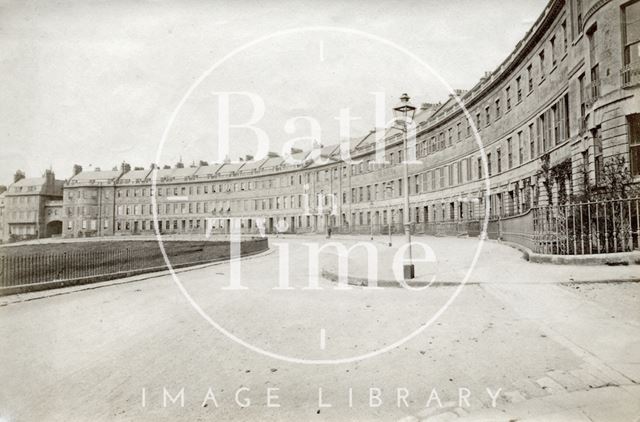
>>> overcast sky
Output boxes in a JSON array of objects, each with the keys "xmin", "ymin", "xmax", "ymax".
[{"xmin": 0, "ymin": 0, "xmax": 548, "ymax": 184}]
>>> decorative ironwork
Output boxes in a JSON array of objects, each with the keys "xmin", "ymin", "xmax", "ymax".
[{"xmin": 531, "ymin": 197, "xmax": 639, "ymax": 255}]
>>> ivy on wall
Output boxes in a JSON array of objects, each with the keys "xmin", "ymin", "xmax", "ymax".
[
  {"xmin": 573, "ymin": 155, "xmax": 640, "ymax": 202},
  {"xmin": 535, "ymin": 153, "xmax": 572, "ymax": 206}
]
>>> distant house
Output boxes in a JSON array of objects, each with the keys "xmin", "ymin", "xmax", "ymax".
[{"xmin": 2, "ymin": 170, "xmax": 64, "ymax": 242}]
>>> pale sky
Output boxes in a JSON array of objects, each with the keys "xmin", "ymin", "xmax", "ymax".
[{"xmin": 0, "ymin": 0, "xmax": 548, "ymax": 185}]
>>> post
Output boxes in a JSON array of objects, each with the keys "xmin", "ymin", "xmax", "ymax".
[
  {"xmin": 402, "ymin": 128, "xmax": 415, "ymax": 279},
  {"xmin": 388, "ymin": 208, "xmax": 392, "ymax": 247}
]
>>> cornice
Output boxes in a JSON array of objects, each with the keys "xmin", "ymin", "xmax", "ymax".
[
  {"xmin": 417, "ymin": 0, "xmax": 566, "ymax": 135},
  {"xmin": 583, "ymin": 0, "xmax": 612, "ymax": 30}
]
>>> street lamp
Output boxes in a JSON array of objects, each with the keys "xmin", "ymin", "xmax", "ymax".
[{"xmin": 393, "ymin": 93, "xmax": 417, "ymax": 279}]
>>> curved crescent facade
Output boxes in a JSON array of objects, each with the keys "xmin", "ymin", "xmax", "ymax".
[{"xmin": 60, "ymin": 0, "xmax": 640, "ymax": 238}]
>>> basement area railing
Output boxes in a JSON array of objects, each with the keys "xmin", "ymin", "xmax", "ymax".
[
  {"xmin": 326, "ymin": 197, "xmax": 639, "ymax": 256},
  {"xmin": 497, "ymin": 197, "xmax": 640, "ymax": 255},
  {"xmin": 529, "ymin": 197, "xmax": 640, "ymax": 255}
]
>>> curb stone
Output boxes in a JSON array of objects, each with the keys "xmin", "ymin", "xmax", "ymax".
[{"xmin": 496, "ymin": 240, "xmax": 640, "ymax": 266}]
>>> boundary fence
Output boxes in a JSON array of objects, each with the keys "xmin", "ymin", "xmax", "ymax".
[{"xmin": 0, "ymin": 238, "xmax": 268, "ymax": 292}]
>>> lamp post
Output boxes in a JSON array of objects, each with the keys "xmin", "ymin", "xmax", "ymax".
[{"xmin": 393, "ymin": 93, "xmax": 417, "ymax": 279}]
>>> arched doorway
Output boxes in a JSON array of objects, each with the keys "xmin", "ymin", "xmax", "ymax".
[{"xmin": 45, "ymin": 221, "xmax": 62, "ymax": 238}]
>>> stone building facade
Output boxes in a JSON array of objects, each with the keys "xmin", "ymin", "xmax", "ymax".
[
  {"xmin": 63, "ymin": 165, "xmax": 127, "ymax": 238},
  {"xmin": 58, "ymin": 0, "xmax": 638, "ymax": 238},
  {"xmin": 1, "ymin": 170, "xmax": 64, "ymax": 242}
]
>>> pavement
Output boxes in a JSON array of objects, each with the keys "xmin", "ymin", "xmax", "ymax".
[
  {"xmin": 0, "ymin": 235, "xmax": 638, "ymax": 421},
  {"xmin": 406, "ymin": 385, "xmax": 640, "ymax": 421},
  {"xmin": 318, "ymin": 233, "xmax": 640, "ymax": 285},
  {"xmin": 319, "ymin": 235, "xmax": 640, "ymax": 420}
]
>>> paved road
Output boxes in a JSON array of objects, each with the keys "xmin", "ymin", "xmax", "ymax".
[{"xmin": 0, "ymin": 236, "xmax": 638, "ymax": 421}]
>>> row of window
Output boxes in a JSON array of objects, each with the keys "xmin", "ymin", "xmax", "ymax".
[
  {"xmin": 107, "ymin": 214, "xmax": 329, "ymax": 232},
  {"xmin": 10, "ymin": 186, "xmax": 38, "ymax": 193},
  {"xmin": 7, "ymin": 225, "xmax": 36, "ymax": 236},
  {"xmin": 418, "ymin": 18, "xmax": 568, "ymax": 157},
  {"xmin": 66, "ymin": 219, "xmax": 105, "ymax": 231},
  {"xmin": 62, "ymin": 95, "xmax": 576, "ymax": 222},
  {"xmin": 68, "ymin": 103, "xmax": 574, "ymax": 217},
  {"xmin": 4, "ymin": 196, "xmax": 37, "ymax": 205},
  {"xmin": 108, "ymin": 195, "xmax": 309, "ymax": 217},
  {"xmin": 5, "ymin": 211, "xmax": 38, "ymax": 221},
  {"xmin": 344, "ymin": 179, "xmax": 533, "ymax": 225},
  {"xmin": 427, "ymin": 94, "xmax": 570, "ymax": 191},
  {"xmin": 64, "ymin": 172, "xmax": 538, "ymax": 233},
  {"xmin": 65, "ymin": 149, "xmax": 416, "ymax": 203}
]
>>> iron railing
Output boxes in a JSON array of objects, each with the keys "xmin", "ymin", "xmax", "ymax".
[
  {"xmin": 331, "ymin": 223, "xmax": 404, "ymax": 236},
  {"xmin": 531, "ymin": 197, "xmax": 640, "ymax": 255},
  {"xmin": 5, "ymin": 197, "xmax": 635, "ymax": 289},
  {"xmin": 0, "ymin": 238, "xmax": 268, "ymax": 290},
  {"xmin": 328, "ymin": 198, "xmax": 639, "ymax": 256},
  {"xmin": 327, "ymin": 220, "xmax": 501, "ymax": 239}
]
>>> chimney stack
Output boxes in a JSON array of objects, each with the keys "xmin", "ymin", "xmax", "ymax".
[
  {"xmin": 120, "ymin": 162, "xmax": 131, "ymax": 174},
  {"xmin": 13, "ymin": 170, "xmax": 25, "ymax": 183},
  {"xmin": 44, "ymin": 169, "xmax": 55, "ymax": 185}
]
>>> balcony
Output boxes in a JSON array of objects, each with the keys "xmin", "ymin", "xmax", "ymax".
[{"xmin": 621, "ymin": 63, "xmax": 640, "ymax": 88}]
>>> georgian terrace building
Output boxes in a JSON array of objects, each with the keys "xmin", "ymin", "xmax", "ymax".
[
  {"xmin": 63, "ymin": 166, "xmax": 123, "ymax": 238},
  {"xmin": 62, "ymin": 0, "xmax": 640, "ymax": 238}
]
